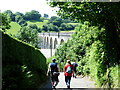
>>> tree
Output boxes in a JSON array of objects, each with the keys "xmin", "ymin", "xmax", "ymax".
[
  {"xmin": 0, "ymin": 13, "xmax": 11, "ymax": 31},
  {"xmin": 49, "ymin": 2, "xmax": 120, "ymax": 87},
  {"xmin": 15, "ymin": 15, "xmax": 27, "ymax": 26},
  {"xmin": 42, "ymin": 23, "xmax": 59, "ymax": 32},
  {"xmin": 24, "ymin": 10, "xmax": 41, "ymax": 21},
  {"xmin": 62, "ymin": 19, "xmax": 71, "ymax": 23},
  {"xmin": 16, "ymin": 26, "xmax": 39, "ymax": 47},
  {"xmin": 50, "ymin": 2, "xmax": 120, "ymax": 30},
  {"xmin": 28, "ymin": 24, "xmax": 38, "ymax": 29},
  {"xmin": 4, "ymin": 10, "xmax": 15, "ymax": 21},
  {"xmin": 15, "ymin": 12, "xmax": 24, "ymax": 17},
  {"xmin": 49, "ymin": 2, "xmax": 120, "ymax": 54},
  {"xmin": 44, "ymin": 14, "xmax": 49, "ymax": 18},
  {"xmin": 18, "ymin": 18, "xmax": 27, "ymax": 27},
  {"xmin": 48, "ymin": 23, "xmax": 59, "ymax": 32},
  {"xmin": 42, "ymin": 24, "xmax": 48, "ymax": 32},
  {"xmin": 49, "ymin": 16, "xmax": 63, "ymax": 27},
  {"xmin": 28, "ymin": 24, "xmax": 41, "ymax": 32},
  {"xmin": 40, "ymin": 17, "xmax": 44, "ymax": 22},
  {"xmin": 52, "ymin": 18, "xmax": 63, "ymax": 27},
  {"xmin": 60, "ymin": 23, "xmax": 75, "ymax": 31},
  {"xmin": 15, "ymin": 15, "xmax": 23, "ymax": 22},
  {"xmin": 49, "ymin": 16, "xmax": 58, "ymax": 23}
]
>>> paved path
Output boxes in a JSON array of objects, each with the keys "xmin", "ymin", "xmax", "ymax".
[
  {"xmin": 40, "ymin": 72, "xmax": 95, "ymax": 89},
  {"xmin": 40, "ymin": 49, "xmax": 55, "ymax": 58},
  {"xmin": 56, "ymin": 72, "xmax": 95, "ymax": 88}
]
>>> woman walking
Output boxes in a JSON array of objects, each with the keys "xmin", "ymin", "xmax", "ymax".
[{"xmin": 64, "ymin": 60, "xmax": 74, "ymax": 89}]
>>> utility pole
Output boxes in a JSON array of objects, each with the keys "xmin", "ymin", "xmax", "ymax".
[
  {"xmin": 50, "ymin": 38, "xmax": 52, "ymax": 57},
  {"xmin": 58, "ymin": 30, "xmax": 60, "ymax": 38},
  {"xmin": 50, "ymin": 46, "xmax": 52, "ymax": 57}
]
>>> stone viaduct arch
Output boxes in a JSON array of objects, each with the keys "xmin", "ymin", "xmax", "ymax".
[{"xmin": 38, "ymin": 32, "xmax": 74, "ymax": 49}]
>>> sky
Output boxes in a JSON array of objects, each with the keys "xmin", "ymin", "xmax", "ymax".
[{"xmin": 0, "ymin": 0, "xmax": 58, "ymax": 17}]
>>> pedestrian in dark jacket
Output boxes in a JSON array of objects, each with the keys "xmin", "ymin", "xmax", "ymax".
[
  {"xmin": 47, "ymin": 59, "xmax": 60, "ymax": 89},
  {"xmin": 71, "ymin": 62, "xmax": 78, "ymax": 78}
]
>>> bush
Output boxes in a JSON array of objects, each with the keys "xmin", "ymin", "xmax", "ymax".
[
  {"xmin": 54, "ymin": 21, "xmax": 119, "ymax": 88},
  {"xmin": 2, "ymin": 31, "xmax": 47, "ymax": 89}
]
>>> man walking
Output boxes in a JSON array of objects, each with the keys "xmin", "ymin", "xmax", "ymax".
[
  {"xmin": 71, "ymin": 62, "xmax": 78, "ymax": 78},
  {"xmin": 47, "ymin": 59, "xmax": 60, "ymax": 89}
]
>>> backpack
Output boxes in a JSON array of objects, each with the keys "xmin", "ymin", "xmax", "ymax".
[{"xmin": 66, "ymin": 66, "xmax": 72, "ymax": 73}]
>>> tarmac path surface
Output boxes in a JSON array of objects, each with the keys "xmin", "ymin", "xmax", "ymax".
[
  {"xmin": 40, "ymin": 72, "xmax": 95, "ymax": 89},
  {"xmin": 56, "ymin": 72, "xmax": 95, "ymax": 88}
]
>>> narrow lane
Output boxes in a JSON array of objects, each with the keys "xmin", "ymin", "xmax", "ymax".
[
  {"xmin": 56, "ymin": 72, "xmax": 95, "ymax": 88},
  {"xmin": 40, "ymin": 72, "xmax": 95, "ymax": 89},
  {"xmin": 40, "ymin": 49, "xmax": 55, "ymax": 58}
]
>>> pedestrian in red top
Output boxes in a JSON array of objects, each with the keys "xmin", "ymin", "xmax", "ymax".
[{"xmin": 64, "ymin": 60, "xmax": 74, "ymax": 89}]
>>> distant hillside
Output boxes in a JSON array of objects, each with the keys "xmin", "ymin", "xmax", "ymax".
[
  {"xmin": 6, "ymin": 20, "xmax": 48, "ymax": 35},
  {"xmin": 27, "ymin": 20, "xmax": 48, "ymax": 28},
  {"xmin": 67, "ymin": 23, "xmax": 78, "ymax": 26},
  {"xmin": 6, "ymin": 22, "xmax": 21, "ymax": 35},
  {"xmin": 6, "ymin": 20, "xmax": 78, "ymax": 35}
]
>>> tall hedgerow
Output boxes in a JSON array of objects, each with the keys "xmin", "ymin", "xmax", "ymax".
[{"xmin": 54, "ymin": 21, "xmax": 119, "ymax": 88}]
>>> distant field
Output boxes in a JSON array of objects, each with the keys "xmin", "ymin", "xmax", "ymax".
[
  {"xmin": 6, "ymin": 20, "xmax": 48, "ymax": 35},
  {"xmin": 61, "ymin": 30, "xmax": 75, "ymax": 32},
  {"xmin": 6, "ymin": 20, "xmax": 77, "ymax": 35},
  {"xmin": 68, "ymin": 23, "xmax": 78, "ymax": 26},
  {"xmin": 27, "ymin": 20, "xmax": 48, "ymax": 28},
  {"xmin": 6, "ymin": 22, "xmax": 21, "ymax": 35}
]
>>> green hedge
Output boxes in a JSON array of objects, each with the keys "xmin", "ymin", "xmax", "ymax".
[
  {"xmin": 2, "ymin": 31, "xmax": 47, "ymax": 89},
  {"xmin": 54, "ymin": 22, "xmax": 120, "ymax": 88}
]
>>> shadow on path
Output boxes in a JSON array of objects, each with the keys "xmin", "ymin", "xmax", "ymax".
[
  {"xmin": 39, "ymin": 72, "xmax": 95, "ymax": 89},
  {"xmin": 38, "ymin": 78, "xmax": 52, "ymax": 89}
]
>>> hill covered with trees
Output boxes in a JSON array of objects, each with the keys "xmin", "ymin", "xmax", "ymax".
[
  {"xmin": 3, "ymin": 10, "xmax": 78, "ymax": 33},
  {"xmin": 1, "ymin": 10, "xmax": 78, "ymax": 48}
]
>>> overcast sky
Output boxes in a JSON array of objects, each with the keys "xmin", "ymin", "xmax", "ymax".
[{"xmin": 0, "ymin": 0, "xmax": 58, "ymax": 17}]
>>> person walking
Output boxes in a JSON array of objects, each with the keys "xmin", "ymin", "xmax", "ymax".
[
  {"xmin": 47, "ymin": 59, "xmax": 60, "ymax": 89},
  {"xmin": 64, "ymin": 60, "xmax": 74, "ymax": 89},
  {"xmin": 71, "ymin": 62, "xmax": 78, "ymax": 78}
]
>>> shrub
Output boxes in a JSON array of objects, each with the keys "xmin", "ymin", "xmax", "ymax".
[{"xmin": 2, "ymin": 31, "xmax": 47, "ymax": 89}]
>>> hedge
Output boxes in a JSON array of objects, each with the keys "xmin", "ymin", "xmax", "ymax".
[{"xmin": 2, "ymin": 31, "xmax": 47, "ymax": 89}]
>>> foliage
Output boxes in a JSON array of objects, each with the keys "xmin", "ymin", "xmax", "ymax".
[
  {"xmin": 60, "ymin": 23, "xmax": 75, "ymax": 31},
  {"xmin": 27, "ymin": 20, "xmax": 48, "ymax": 28},
  {"xmin": 54, "ymin": 22, "xmax": 119, "ymax": 88},
  {"xmin": 24, "ymin": 10, "xmax": 41, "ymax": 21},
  {"xmin": 44, "ymin": 14, "xmax": 49, "ymax": 18},
  {"xmin": 49, "ymin": 2, "xmax": 120, "ymax": 29},
  {"xmin": 3, "ymin": 10, "xmax": 27, "ymax": 27},
  {"xmin": 28, "ymin": 24, "xmax": 41, "ymax": 32},
  {"xmin": 49, "ymin": 2, "xmax": 120, "ymax": 49},
  {"xmin": 3, "ymin": 10, "xmax": 47, "ymax": 27},
  {"xmin": 3, "ymin": 10, "xmax": 15, "ymax": 21},
  {"xmin": 0, "ymin": 13, "xmax": 11, "ymax": 31},
  {"xmin": 2, "ymin": 10, "xmax": 77, "ymax": 33},
  {"xmin": 42, "ymin": 23, "xmax": 59, "ymax": 32},
  {"xmin": 6, "ymin": 22, "xmax": 21, "ymax": 35},
  {"xmin": 2, "ymin": 31, "xmax": 47, "ymax": 89},
  {"xmin": 40, "ymin": 17, "xmax": 44, "ymax": 22},
  {"xmin": 15, "ymin": 15, "xmax": 27, "ymax": 27},
  {"xmin": 15, "ymin": 12, "xmax": 24, "ymax": 17},
  {"xmin": 49, "ymin": 2, "xmax": 120, "ymax": 88},
  {"xmin": 41, "ymin": 16, "xmax": 76, "ymax": 32},
  {"xmin": 6, "ymin": 20, "xmax": 48, "ymax": 37},
  {"xmin": 15, "ymin": 26, "xmax": 39, "ymax": 48}
]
